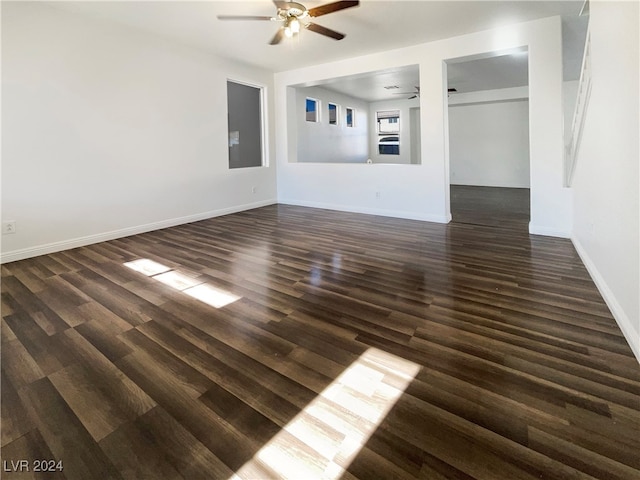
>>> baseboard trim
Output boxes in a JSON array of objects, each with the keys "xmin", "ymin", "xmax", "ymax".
[
  {"xmin": 278, "ymin": 199, "xmax": 450, "ymax": 223},
  {"xmin": 572, "ymin": 236, "xmax": 640, "ymax": 364},
  {"xmin": 529, "ymin": 223, "xmax": 571, "ymax": 238},
  {"xmin": 0, "ymin": 199, "xmax": 276, "ymax": 264}
]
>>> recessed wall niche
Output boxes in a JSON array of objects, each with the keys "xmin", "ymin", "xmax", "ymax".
[{"xmin": 287, "ymin": 65, "xmax": 421, "ymax": 164}]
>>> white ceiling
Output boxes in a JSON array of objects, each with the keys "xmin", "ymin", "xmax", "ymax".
[
  {"xmin": 298, "ymin": 64, "xmax": 421, "ymax": 102},
  {"xmin": 447, "ymin": 52, "xmax": 530, "ymax": 93},
  {"xmin": 49, "ymin": 1, "xmax": 587, "ymax": 100},
  {"xmin": 300, "ymin": 52, "xmax": 530, "ymax": 103}
]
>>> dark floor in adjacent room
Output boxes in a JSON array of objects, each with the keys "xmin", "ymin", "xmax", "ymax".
[
  {"xmin": 451, "ymin": 184, "xmax": 530, "ymax": 230},
  {"xmin": 1, "ymin": 204, "xmax": 639, "ymax": 479}
]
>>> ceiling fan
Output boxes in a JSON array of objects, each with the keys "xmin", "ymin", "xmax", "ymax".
[
  {"xmin": 393, "ymin": 86, "xmax": 420, "ymax": 99},
  {"xmin": 392, "ymin": 87, "xmax": 458, "ymax": 99},
  {"xmin": 217, "ymin": 1, "xmax": 360, "ymax": 45}
]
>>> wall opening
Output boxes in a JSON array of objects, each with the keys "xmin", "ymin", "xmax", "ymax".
[
  {"xmin": 445, "ymin": 49, "xmax": 531, "ymax": 230},
  {"xmin": 286, "ymin": 64, "xmax": 421, "ymax": 164}
]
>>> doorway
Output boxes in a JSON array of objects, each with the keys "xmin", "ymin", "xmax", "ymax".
[{"xmin": 446, "ymin": 51, "xmax": 531, "ymax": 230}]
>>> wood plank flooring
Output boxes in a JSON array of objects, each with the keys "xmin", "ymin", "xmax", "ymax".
[
  {"xmin": 451, "ymin": 185, "xmax": 530, "ymax": 230},
  {"xmin": 2, "ymin": 204, "xmax": 639, "ymax": 480}
]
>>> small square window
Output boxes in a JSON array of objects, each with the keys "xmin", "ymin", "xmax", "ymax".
[
  {"xmin": 328, "ymin": 103, "xmax": 338, "ymax": 125},
  {"xmin": 346, "ymin": 107, "xmax": 354, "ymax": 127},
  {"xmin": 306, "ymin": 98, "xmax": 319, "ymax": 122}
]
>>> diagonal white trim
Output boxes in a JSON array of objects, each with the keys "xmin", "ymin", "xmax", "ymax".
[{"xmin": 565, "ymin": 28, "xmax": 592, "ymax": 187}]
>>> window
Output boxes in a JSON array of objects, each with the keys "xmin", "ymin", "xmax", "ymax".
[
  {"xmin": 306, "ymin": 98, "xmax": 319, "ymax": 122},
  {"xmin": 377, "ymin": 110, "xmax": 400, "ymax": 155},
  {"xmin": 346, "ymin": 107, "xmax": 354, "ymax": 127},
  {"xmin": 328, "ymin": 103, "xmax": 338, "ymax": 125},
  {"xmin": 378, "ymin": 136, "xmax": 399, "ymax": 155},
  {"xmin": 227, "ymin": 80, "xmax": 265, "ymax": 169},
  {"xmin": 377, "ymin": 110, "xmax": 400, "ymax": 134}
]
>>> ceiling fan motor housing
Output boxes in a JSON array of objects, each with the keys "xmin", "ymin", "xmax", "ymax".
[{"xmin": 278, "ymin": 2, "xmax": 308, "ymax": 19}]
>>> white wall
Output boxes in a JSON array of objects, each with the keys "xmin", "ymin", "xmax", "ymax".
[
  {"xmin": 571, "ymin": 1, "xmax": 639, "ymax": 361},
  {"xmin": 275, "ymin": 16, "xmax": 570, "ymax": 232},
  {"xmin": 368, "ymin": 98, "xmax": 420, "ymax": 165},
  {"xmin": 1, "ymin": 2, "xmax": 277, "ymax": 262},
  {"xmin": 449, "ymin": 94, "xmax": 530, "ymax": 188},
  {"xmin": 294, "ymin": 86, "xmax": 369, "ymax": 163}
]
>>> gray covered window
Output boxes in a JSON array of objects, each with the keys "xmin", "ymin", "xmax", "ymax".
[{"xmin": 227, "ymin": 80, "xmax": 264, "ymax": 169}]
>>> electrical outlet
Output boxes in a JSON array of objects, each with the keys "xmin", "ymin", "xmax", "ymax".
[
  {"xmin": 375, "ymin": 191, "xmax": 381, "ymax": 199},
  {"xmin": 252, "ymin": 186, "xmax": 257, "ymax": 194},
  {"xmin": 2, "ymin": 221, "xmax": 16, "ymax": 235}
]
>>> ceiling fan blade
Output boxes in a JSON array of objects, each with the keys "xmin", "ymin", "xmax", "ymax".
[
  {"xmin": 217, "ymin": 15, "xmax": 274, "ymax": 21},
  {"xmin": 308, "ymin": 1, "xmax": 359, "ymax": 17},
  {"xmin": 270, "ymin": 28, "xmax": 285, "ymax": 45},
  {"xmin": 306, "ymin": 22, "xmax": 345, "ymax": 40},
  {"xmin": 393, "ymin": 86, "xmax": 419, "ymax": 95}
]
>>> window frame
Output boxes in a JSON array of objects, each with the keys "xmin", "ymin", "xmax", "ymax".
[
  {"xmin": 226, "ymin": 78, "xmax": 268, "ymax": 169},
  {"xmin": 377, "ymin": 110, "xmax": 400, "ymax": 135},
  {"xmin": 328, "ymin": 102, "xmax": 339, "ymax": 126},
  {"xmin": 345, "ymin": 107, "xmax": 355, "ymax": 128},
  {"xmin": 306, "ymin": 97, "xmax": 320, "ymax": 123}
]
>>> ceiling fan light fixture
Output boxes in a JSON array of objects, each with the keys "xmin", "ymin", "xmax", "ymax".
[
  {"xmin": 284, "ymin": 16, "xmax": 300, "ymax": 38},
  {"xmin": 218, "ymin": 1, "xmax": 359, "ymax": 45},
  {"xmin": 290, "ymin": 17, "xmax": 301, "ymax": 34}
]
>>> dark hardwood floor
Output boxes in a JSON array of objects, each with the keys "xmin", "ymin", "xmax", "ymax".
[
  {"xmin": 2, "ymin": 204, "xmax": 639, "ymax": 480},
  {"xmin": 451, "ymin": 185, "xmax": 530, "ymax": 230}
]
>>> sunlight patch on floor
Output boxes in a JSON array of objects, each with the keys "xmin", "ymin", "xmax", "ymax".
[
  {"xmin": 154, "ymin": 270, "xmax": 201, "ymax": 290},
  {"xmin": 230, "ymin": 347, "xmax": 420, "ymax": 480},
  {"xmin": 184, "ymin": 283, "xmax": 242, "ymax": 309},
  {"xmin": 124, "ymin": 259, "xmax": 241, "ymax": 309},
  {"xmin": 123, "ymin": 258, "xmax": 171, "ymax": 276}
]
